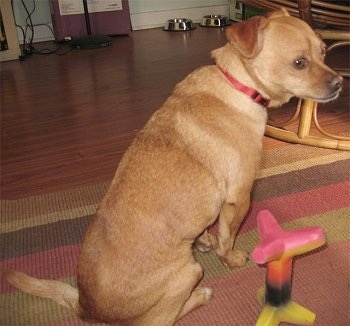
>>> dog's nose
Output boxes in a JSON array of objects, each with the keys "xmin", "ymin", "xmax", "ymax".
[{"xmin": 329, "ymin": 74, "xmax": 343, "ymax": 92}]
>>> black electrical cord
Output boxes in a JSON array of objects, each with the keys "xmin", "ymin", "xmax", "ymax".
[
  {"xmin": 11, "ymin": 0, "xmax": 27, "ymax": 59},
  {"xmin": 27, "ymin": 23, "xmax": 72, "ymax": 56},
  {"xmin": 22, "ymin": 0, "xmax": 35, "ymax": 45},
  {"xmin": 11, "ymin": 0, "xmax": 72, "ymax": 60}
]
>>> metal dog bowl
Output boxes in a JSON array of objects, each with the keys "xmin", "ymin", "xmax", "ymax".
[
  {"xmin": 200, "ymin": 15, "xmax": 231, "ymax": 27},
  {"xmin": 163, "ymin": 18, "xmax": 196, "ymax": 31}
]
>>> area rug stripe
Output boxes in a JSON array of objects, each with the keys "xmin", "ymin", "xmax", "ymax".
[
  {"xmin": 1, "ymin": 183, "xmax": 109, "ymax": 233},
  {"xmin": 257, "ymin": 147, "xmax": 349, "ymax": 178},
  {"xmin": 253, "ymin": 158, "xmax": 348, "ymax": 201},
  {"xmin": 244, "ymin": 181, "xmax": 348, "ymax": 232},
  {"xmin": 1, "ymin": 144, "xmax": 349, "ymax": 326},
  {"xmin": 1, "ymin": 217, "xmax": 90, "ymax": 260},
  {"xmin": 1, "ymin": 180, "xmax": 347, "ymax": 262}
]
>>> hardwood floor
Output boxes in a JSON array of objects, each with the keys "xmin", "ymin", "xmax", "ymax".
[{"xmin": 1, "ymin": 27, "xmax": 349, "ymax": 199}]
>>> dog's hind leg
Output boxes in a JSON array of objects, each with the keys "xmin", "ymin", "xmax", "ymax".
[
  {"xmin": 215, "ymin": 196, "xmax": 250, "ymax": 268},
  {"xmin": 176, "ymin": 286, "xmax": 212, "ymax": 320},
  {"xmin": 172, "ymin": 262, "xmax": 212, "ymax": 322},
  {"xmin": 137, "ymin": 261, "xmax": 211, "ymax": 325}
]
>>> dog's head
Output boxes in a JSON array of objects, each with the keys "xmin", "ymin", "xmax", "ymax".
[{"xmin": 219, "ymin": 9, "xmax": 343, "ymax": 107}]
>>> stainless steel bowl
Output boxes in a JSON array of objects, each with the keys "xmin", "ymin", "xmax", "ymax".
[
  {"xmin": 199, "ymin": 15, "xmax": 231, "ymax": 27},
  {"xmin": 163, "ymin": 18, "xmax": 196, "ymax": 31}
]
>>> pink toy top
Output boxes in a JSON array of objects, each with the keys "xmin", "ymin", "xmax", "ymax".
[{"xmin": 252, "ymin": 210, "xmax": 326, "ymax": 264}]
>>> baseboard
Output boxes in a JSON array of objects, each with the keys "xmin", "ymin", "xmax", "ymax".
[
  {"xmin": 131, "ymin": 5, "xmax": 230, "ymax": 30},
  {"xmin": 18, "ymin": 4, "xmax": 231, "ymax": 42}
]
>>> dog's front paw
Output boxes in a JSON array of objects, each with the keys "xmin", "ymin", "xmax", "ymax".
[{"xmin": 220, "ymin": 250, "xmax": 248, "ymax": 268}]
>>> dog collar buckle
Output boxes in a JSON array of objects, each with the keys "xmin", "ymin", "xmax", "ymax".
[
  {"xmin": 218, "ymin": 67, "xmax": 270, "ymax": 108},
  {"xmin": 251, "ymin": 91, "xmax": 270, "ymax": 108}
]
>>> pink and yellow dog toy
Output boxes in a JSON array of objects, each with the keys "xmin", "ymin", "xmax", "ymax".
[{"xmin": 252, "ymin": 210, "xmax": 326, "ymax": 326}]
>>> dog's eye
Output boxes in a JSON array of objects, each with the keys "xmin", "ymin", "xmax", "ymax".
[{"xmin": 293, "ymin": 58, "xmax": 309, "ymax": 70}]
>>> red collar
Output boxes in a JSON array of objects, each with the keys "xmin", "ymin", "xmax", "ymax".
[{"xmin": 218, "ymin": 67, "xmax": 270, "ymax": 108}]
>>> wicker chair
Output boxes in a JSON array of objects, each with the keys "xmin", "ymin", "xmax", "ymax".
[{"xmin": 241, "ymin": 0, "xmax": 350, "ymax": 150}]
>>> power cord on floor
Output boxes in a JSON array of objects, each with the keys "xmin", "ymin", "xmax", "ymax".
[{"xmin": 11, "ymin": 0, "xmax": 72, "ymax": 60}]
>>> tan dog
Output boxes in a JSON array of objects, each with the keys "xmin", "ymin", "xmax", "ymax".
[{"xmin": 6, "ymin": 9, "xmax": 342, "ymax": 325}]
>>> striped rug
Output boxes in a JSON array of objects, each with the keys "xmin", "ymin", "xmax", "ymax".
[{"xmin": 1, "ymin": 144, "xmax": 349, "ymax": 326}]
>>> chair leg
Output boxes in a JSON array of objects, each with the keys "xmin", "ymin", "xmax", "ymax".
[
  {"xmin": 297, "ymin": 99, "xmax": 314, "ymax": 139},
  {"xmin": 265, "ymin": 99, "xmax": 350, "ymax": 151}
]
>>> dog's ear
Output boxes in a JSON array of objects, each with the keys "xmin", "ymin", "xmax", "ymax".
[
  {"xmin": 225, "ymin": 16, "xmax": 269, "ymax": 58},
  {"xmin": 266, "ymin": 8, "xmax": 290, "ymax": 19}
]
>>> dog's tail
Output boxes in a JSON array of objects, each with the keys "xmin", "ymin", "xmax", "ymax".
[{"xmin": 5, "ymin": 271, "xmax": 81, "ymax": 315}]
